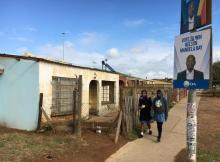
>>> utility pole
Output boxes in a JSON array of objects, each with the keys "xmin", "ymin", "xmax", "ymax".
[
  {"xmin": 61, "ymin": 32, "xmax": 66, "ymax": 61},
  {"xmin": 187, "ymin": 90, "xmax": 197, "ymax": 162},
  {"xmin": 176, "ymin": 1, "xmax": 212, "ymax": 162}
]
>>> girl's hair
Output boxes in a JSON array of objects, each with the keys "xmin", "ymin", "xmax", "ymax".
[
  {"xmin": 141, "ymin": 89, "xmax": 147, "ymax": 95},
  {"xmin": 157, "ymin": 89, "xmax": 163, "ymax": 96},
  {"xmin": 157, "ymin": 89, "xmax": 162, "ymax": 93}
]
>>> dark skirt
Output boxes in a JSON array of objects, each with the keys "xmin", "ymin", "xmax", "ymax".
[{"xmin": 139, "ymin": 108, "xmax": 152, "ymax": 121}]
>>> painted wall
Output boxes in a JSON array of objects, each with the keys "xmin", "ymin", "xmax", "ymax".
[
  {"xmin": 39, "ymin": 62, "xmax": 119, "ymax": 119},
  {"xmin": 0, "ymin": 57, "xmax": 39, "ymax": 131}
]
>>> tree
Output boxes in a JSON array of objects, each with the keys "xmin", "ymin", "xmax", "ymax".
[{"xmin": 212, "ymin": 61, "xmax": 220, "ymax": 87}]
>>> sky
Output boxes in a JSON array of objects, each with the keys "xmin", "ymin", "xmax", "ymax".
[{"xmin": 0, "ymin": 0, "xmax": 219, "ymax": 79}]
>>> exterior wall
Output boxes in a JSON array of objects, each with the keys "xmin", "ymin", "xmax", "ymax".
[
  {"xmin": 39, "ymin": 62, "xmax": 119, "ymax": 119},
  {"xmin": 0, "ymin": 58, "xmax": 39, "ymax": 130}
]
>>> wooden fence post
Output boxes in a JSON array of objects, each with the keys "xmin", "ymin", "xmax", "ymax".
[
  {"xmin": 72, "ymin": 90, "xmax": 76, "ymax": 133},
  {"xmin": 74, "ymin": 75, "xmax": 82, "ymax": 138},
  {"xmin": 37, "ymin": 93, "xmax": 43, "ymax": 130},
  {"xmin": 121, "ymin": 88, "xmax": 127, "ymax": 135},
  {"xmin": 132, "ymin": 85, "xmax": 137, "ymax": 130},
  {"xmin": 115, "ymin": 110, "xmax": 123, "ymax": 144}
]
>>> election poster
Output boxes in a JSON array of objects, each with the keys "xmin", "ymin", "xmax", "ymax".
[
  {"xmin": 180, "ymin": 0, "xmax": 212, "ymax": 34},
  {"xmin": 173, "ymin": 28, "xmax": 211, "ymax": 89}
]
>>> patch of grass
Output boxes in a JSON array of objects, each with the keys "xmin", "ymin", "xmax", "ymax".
[
  {"xmin": 0, "ymin": 133, "xmax": 76, "ymax": 162},
  {"xmin": 126, "ymin": 127, "xmax": 148, "ymax": 140},
  {"xmin": 127, "ymin": 130, "xmax": 139, "ymax": 140},
  {"xmin": 198, "ymin": 149, "xmax": 220, "ymax": 162}
]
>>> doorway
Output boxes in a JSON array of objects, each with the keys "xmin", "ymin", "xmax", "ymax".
[{"xmin": 89, "ymin": 80, "xmax": 99, "ymax": 115}]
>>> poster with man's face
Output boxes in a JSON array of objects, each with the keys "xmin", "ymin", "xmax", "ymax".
[
  {"xmin": 180, "ymin": 0, "xmax": 212, "ymax": 34},
  {"xmin": 173, "ymin": 28, "xmax": 211, "ymax": 89}
]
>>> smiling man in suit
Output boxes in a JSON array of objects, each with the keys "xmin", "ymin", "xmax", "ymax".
[{"xmin": 177, "ymin": 54, "xmax": 204, "ymax": 80}]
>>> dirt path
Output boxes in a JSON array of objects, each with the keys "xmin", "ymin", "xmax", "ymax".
[
  {"xmin": 0, "ymin": 128, "xmax": 127, "ymax": 162},
  {"xmin": 106, "ymin": 97, "xmax": 193, "ymax": 162}
]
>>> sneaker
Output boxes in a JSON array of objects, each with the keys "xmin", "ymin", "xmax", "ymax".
[
  {"xmin": 149, "ymin": 130, "xmax": 152, "ymax": 135},
  {"xmin": 139, "ymin": 132, "xmax": 144, "ymax": 138}
]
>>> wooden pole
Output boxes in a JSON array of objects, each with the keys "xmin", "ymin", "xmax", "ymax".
[
  {"xmin": 74, "ymin": 75, "xmax": 82, "ymax": 138},
  {"xmin": 115, "ymin": 110, "xmax": 123, "ymax": 144},
  {"xmin": 132, "ymin": 82, "xmax": 137, "ymax": 130},
  {"xmin": 120, "ymin": 88, "xmax": 126, "ymax": 136},
  {"xmin": 41, "ymin": 107, "xmax": 52, "ymax": 125},
  {"xmin": 37, "ymin": 93, "xmax": 43, "ymax": 130},
  {"xmin": 72, "ymin": 91, "xmax": 76, "ymax": 133}
]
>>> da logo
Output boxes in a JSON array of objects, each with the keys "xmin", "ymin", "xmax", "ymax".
[{"xmin": 183, "ymin": 81, "xmax": 190, "ymax": 88}]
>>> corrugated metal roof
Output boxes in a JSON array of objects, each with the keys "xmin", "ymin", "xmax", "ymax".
[{"xmin": 0, "ymin": 53, "xmax": 118, "ymax": 75}]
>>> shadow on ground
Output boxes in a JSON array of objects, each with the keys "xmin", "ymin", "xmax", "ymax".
[{"xmin": 174, "ymin": 148, "xmax": 187, "ymax": 162}]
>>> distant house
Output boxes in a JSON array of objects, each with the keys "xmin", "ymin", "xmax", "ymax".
[
  {"xmin": 119, "ymin": 73, "xmax": 145, "ymax": 87},
  {"xmin": 144, "ymin": 79, "xmax": 172, "ymax": 85},
  {"xmin": 0, "ymin": 54, "xmax": 119, "ymax": 131}
]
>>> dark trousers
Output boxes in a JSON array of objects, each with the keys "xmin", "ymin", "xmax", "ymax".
[{"xmin": 157, "ymin": 122, "xmax": 163, "ymax": 139}]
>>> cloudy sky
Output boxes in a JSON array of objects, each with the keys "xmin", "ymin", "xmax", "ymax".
[{"xmin": 0, "ymin": 0, "xmax": 219, "ymax": 79}]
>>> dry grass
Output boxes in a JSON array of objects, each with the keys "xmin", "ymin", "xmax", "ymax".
[
  {"xmin": 0, "ymin": 127, "xmax": 127, "ymax": 162},
  {"xmin": 0, "ymin": 132, "xmax": 77, "ymax": 162}
]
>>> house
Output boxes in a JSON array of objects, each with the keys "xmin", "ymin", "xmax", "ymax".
[
  {"xmin": 101, "ymin": 60, "xmax": 146, "ymax": 88},
  {"xmin": 119, "ymin": 73, "xmax": 145, "ymax": 87},
  {"xmin": 0, "ymin": 53, "xmax": 119, "ymax": 131},
  {"xmin": 144, "ymin": 79, "xmax": 172, "ymax": 85}
]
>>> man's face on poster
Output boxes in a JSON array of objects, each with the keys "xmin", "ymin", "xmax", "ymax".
[
  {"xmin": 186, "ymin": 55, "xmax": 196, "ymax": 72},
  {"xmin": 188, "ymin": 1, "xmax": 194, "ymax": 18}
]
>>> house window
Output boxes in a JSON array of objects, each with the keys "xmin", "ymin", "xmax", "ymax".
[
  {"xmin": 102, "ymin": 81, "xmax": 115, "ymax": 104},
  {"xmin": 102, "ymin": 85, "xmax": 110, "ymax": 102}
]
